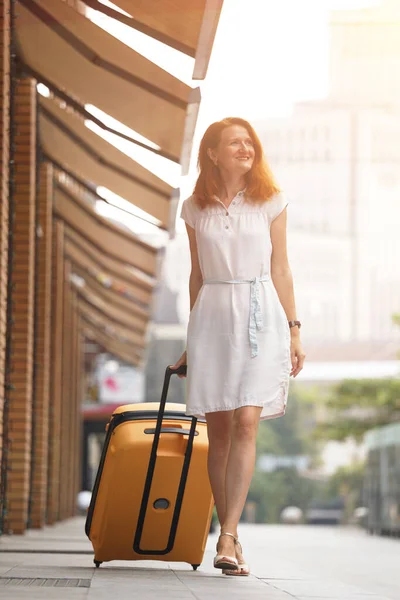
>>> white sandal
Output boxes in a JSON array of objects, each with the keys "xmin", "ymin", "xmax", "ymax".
[
  {"xmin": 213, "ymin": 532, "xmax": 239, "ymax": 570},
  {"xmin": 223, "ymin": 539, "xmax": 250, "ymax": 576}
]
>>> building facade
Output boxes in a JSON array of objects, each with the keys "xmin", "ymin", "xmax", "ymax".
[
  {"xmin": 0, "ymin": 0, "xmax": 223, "ymax": 535},
  {"xmin": 256, "ymin": 0, "xmax": 400, "ymax": 352}
]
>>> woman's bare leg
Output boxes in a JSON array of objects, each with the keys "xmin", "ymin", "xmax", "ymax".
[
  {"xmin": 218, "ymin": 406, "xmax": 262, "ymax": 558},
  {"xmin": 205, "ymin": 410, "xmax": 234, "ymax": 527}
]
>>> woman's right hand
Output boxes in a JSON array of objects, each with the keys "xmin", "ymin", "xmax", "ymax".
[{"xmin": 169, "ymin": 351, "xmax": 187, "ymax": 378}]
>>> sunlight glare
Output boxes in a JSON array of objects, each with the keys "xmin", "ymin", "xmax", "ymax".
[
  {"xmin": 98, "ymin": 0, "xmax": 131, "ymax": 17},
  {"xmin": 96, "ymin": 187, "xmax": 161, "ymax": 226},
  {"xmin": 85, "ymin": 120, "xmax": 180, "ymax": 188},
  {"xmin": 86, "ymin": 6, "xmax": 194, "ymax": 85},
  {"xmin": 85, "ymin": 104, "xmax": 160, "ymax": 150},
  {"xmin": 37, "ymin": 83, "xmax": 50, "ymax": 97},
  {"xmin": 95, "ymin": 197, "xmax": 168, "ymax": 246}
]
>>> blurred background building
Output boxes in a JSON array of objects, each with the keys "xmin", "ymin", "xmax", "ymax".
[{"xmin": 255, "ymin": 0, "xmax": 400, "ymax": 358}]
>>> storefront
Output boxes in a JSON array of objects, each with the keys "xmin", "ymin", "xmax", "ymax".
[{"xmin": 0, "ymin": 0, "xmax": 223, "ymax": 535}]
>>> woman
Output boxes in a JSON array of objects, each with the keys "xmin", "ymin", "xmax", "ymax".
[{"xmin": 170, "ymin": 117, "xmax": 305, "ymax": 576}]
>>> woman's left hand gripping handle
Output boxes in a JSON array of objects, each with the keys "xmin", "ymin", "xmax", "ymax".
[{"xmin": 169, "ymin": 351, "xmax": 187, "ymax": 379}]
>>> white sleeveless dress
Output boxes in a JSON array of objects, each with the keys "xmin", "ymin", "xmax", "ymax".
[{"xmin": 180, "ymin": 191, "xmax": 291, "ymax": 420}]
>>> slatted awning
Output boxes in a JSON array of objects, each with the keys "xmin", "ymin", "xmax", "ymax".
[
  {"xmin": 82, "ymin": 0, "xmax": 224, "ymax": 79},
  {"xmin": 40, "ymin": 96, "xmax": 172, "ymax": 228},
  {"xmin": 81, "ymin": 321, "xmax": 142, "ymax": 367},
  {"xmin": 16, "ymin": 0, "xmax": 200, "ymax": 161},
  {"xmin": 69, "ymin": 261, "xmax": 150, "ymax": 321},
  {"xmin": 15, "ymin": 0, "xmax": 224, "ymax": 365},
  {"xmin": 78, "ymin": 284, "xmax": 148, "ymax": 334},
  {"xmin": 63, "ymin": 227, "xmax": 154, "ymax": 307},
  {"xmin": 77, "ymin": 298, "xmax": 146, "ymax": 349},
  {"xmin": 54, "ymin": 183, "xmax": 159, "ymax": 278}
]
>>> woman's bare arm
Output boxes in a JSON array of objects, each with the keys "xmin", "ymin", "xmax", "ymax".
[
  {"xmin": 270, "ymin": 208, "xmax": 305, "ymax": 377},
  {"xmin": 270, "ymin": 208, "xmax": 297, "ymax": 327},
  {"xmin": 170, "ymin": 223, "xmax": 202, "ymax": 375},
  {"xmin": 186, "ymin": 223, "xmax": 203, "ymax": 310}
]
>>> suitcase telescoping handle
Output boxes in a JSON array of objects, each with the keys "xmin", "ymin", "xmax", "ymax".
[{"xmin": 133, "ymin": 364, "xmax": 197, "ymax": 555}]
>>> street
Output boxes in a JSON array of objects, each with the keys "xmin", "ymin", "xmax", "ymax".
[{"xmin": 0, "ymin": 518, "xmax": 398, "ymax": 599}]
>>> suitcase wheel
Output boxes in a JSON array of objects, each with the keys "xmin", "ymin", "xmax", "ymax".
[
  {"xmin": 191, "ymin": 564, "xmax": 200, "ymax": 571},
  {"xmin": 94, "ymin": 560, "xmax": 102, "ymax": 568}
]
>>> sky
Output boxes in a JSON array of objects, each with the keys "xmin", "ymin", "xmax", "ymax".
[
  {"xmin": 86, "ymin": 0, "xmax": 383, "ymax": 235},
  {"xmin": 198, "ymin": 0, "xmax": 382, "ymax": 118}
]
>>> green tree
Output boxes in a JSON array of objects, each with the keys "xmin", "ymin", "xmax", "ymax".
[
  {"xmin": 313, "ymin": 378, "xmax": 400, "ymax": 442},
  {"xmin": 326, "ymin": 462, "xmax": 365, "ymax": 502},
  {"xmin": 256, "ymin": 384, "xmax": 311, "ymax": 456},
  {"xmin": 327, "ymin": 462, "xmax": 366, "ymax": 522},
  {"xmin": 247, "ymin": 468, "xmax": 319, "ymax": 523}
]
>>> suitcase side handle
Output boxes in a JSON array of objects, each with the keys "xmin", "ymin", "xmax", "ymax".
[
  {"xmin": 133, "ymin": 365, "xmax": 197, "ymax": 555},
  {"xmin": 144, "ymin": 427, "xmax": 199, "ymax": 437}
]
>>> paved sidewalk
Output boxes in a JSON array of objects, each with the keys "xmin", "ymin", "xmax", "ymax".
[{"xmin": 0, "ymin": 517, "xmax": 398, "ymax": 599}]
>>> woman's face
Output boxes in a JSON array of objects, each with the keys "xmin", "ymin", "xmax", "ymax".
[{"xmin": 208, "ymin": 125, "xmax": 255, "ymax": 175}]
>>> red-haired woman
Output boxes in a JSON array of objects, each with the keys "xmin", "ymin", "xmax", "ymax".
[{"xmin": 171, "ymin": 118, "xmax": 305, "ymax": 576}]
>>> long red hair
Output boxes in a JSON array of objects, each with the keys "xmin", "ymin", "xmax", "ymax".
[{"xmin": 193, "ymin": 117, "xmax": 280, "ymax": 209}]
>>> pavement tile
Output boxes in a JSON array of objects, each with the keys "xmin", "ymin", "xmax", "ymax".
[
  {"xmin": 266, "ymin": 579, "xmax": 372, "ymax": 597},
  {"xmin": 252, "ymin": 565, "xmax": 318, "ymax": 579},
  {"xmin": 7, "ymin": 566, "xmax": 94, "ymax": 579},
  {"xmin": 96, "ymin": 560, "xmax": 171, "ymax": 570},
  {"xmin": 93, "ymin": 591, "xmax": 179, "ymax": 598},
  {"xmin": 0, "ymin": 542, "xmax": 91, "ymax": 552},
  {"xmin": 174, "ymin": 571, "xmax": 295, "ymax": 599},
  {"xmin": 295, "ymin": 597, "xmax": 391, "ymax": 600},
  {"xmin": 0, "ymin": 553, "xmax": 95, "ymax": 568},
  {"xmin": 0, "ymin": 589, "xmax": 89, "ymax": 600},
  {"xmin": 193, "ymin": 592, "xmax": 293, "ymax": 600}
]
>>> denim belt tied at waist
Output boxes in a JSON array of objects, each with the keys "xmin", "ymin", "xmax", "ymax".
[{"xmin": 202, "ymin": 276, "xmax": 271, "ymax": 358}]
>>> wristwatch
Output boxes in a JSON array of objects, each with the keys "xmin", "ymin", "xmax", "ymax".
[{"xmin": 288, "ymin": 320, "xmax": 301, "ymax": 329}]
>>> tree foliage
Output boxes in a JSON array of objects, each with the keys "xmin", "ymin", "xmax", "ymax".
[
  {"xmin": 256, "ymin": 384, "xmax": 312, "ymax": 456},
  {"xmin": 248, "ymin": 467, "xmax": 318, "ymax": 523},
  {"xmin": 313, "ymin": 378, "xmax": 400, "ymax": 442},
  {"xmin": 326, "ymin": 462, "xmax": 365, "ymax": 501}
]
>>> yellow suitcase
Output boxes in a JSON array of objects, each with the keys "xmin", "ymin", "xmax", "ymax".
[{"xmin": 85, "ymin": 365, "xmax": 213, "ymax": 570}]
